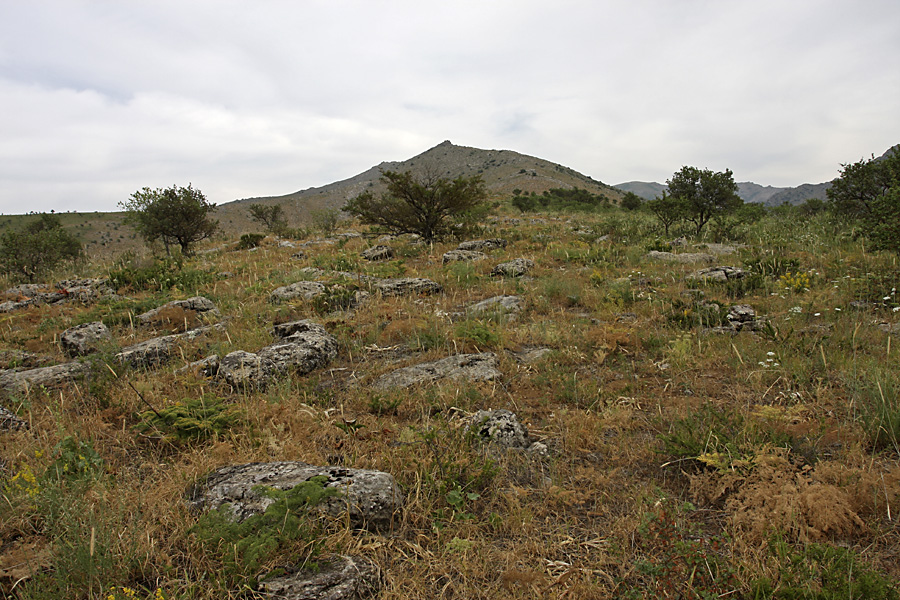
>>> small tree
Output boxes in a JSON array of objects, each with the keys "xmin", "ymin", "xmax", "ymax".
[
  {"xmin": 120, "ymin": 184, "xmax": 218, "ymax": 256},
  {"xmin": 645, "ymin": 191, "xmax": 684, "ymax": 236},
  {"xmin": 827, "ymin": 150, "xmax": 900, "ymax": 252},
  {"xmin": 343, "ymin": 169, "xmax": 488, "ymax": 241},
  {"xmin": 620, "ymin": 191, "xmax": 644, "ymax": 211},
  {"xmin": 310, "ymin": 208, "xmax": 341, "ymax": 235},
  {"xmin": 0, "ymin": 213, "xmax": 83, "ymax": 281},
  {"xmin": 667, "ymin": 166, "xmax": 742, "ymax": 236},
  {"xmin": 247, "ymin": 203, "xmax": 287, "ymax": 235}
]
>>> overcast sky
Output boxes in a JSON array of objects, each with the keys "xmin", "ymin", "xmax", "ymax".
[{"xmin": 1, "ymin": 1, "xmax": 898, "ymax": 214}]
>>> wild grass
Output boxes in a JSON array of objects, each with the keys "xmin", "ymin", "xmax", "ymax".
[{"xmin": 1, "ymin": 207, "xmax": 899, "ymax": 598}]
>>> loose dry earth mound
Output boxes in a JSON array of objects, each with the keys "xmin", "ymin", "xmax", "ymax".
[{"xmin": 1, "ymin": 210, "xmax": 899, "ymax": 599}]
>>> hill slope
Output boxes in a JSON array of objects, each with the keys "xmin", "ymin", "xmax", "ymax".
[{"xmin": 214, "ymin": 141, "xmax": 623, "ymax": 235}]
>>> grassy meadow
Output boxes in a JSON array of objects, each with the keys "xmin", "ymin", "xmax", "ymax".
[{"xmin": 1, "ymin": 204, "xmax": 899, "ymax": 599}]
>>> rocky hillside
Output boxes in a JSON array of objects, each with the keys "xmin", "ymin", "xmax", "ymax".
[
  {"xmin": 616, "ymin": 179, "xmax": 832, "ymax": 206},
  {"xmin": 214, "ymin": 141, "xmax": 624, "ymax": 235}
]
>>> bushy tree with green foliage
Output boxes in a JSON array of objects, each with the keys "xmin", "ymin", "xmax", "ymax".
[
  {"xmin": 620, "ymin": 191, "xmax": 644, "ymax": 211},
  {"xmin": 344, "ymin": 169, "xmax": 487, "ymax": 241},
  {"xmin": 247, "ymin": 203, "xmax": 287, "ymax": 235},
  {"xmin": 827, "ymin": 150, "xmax": 900, "ymax": 252},
  {"xmin": 0, "ymin": 213, "xmax": 83, "ymax": 281},
  {"xmin": 645, "ymin": 191, "xmax": 684, "ymax": 236},
  {"xmin": 667, "ymin": 166, "xmax": 742, "ymax": 236},
  {"xmin": 120, "ymin": 184, "xmax": 218, "ymax": 256}
]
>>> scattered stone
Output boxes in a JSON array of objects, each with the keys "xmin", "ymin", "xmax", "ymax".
[
  {"xmin": 1, "ymin": 405, "xmax": 28, "ymax": 431},
  {"xmin": 0, "ymin": 350, "xmax": 53, "ymax": 370},
  {"xmin": 669, "ymin": 237, "xmax": 688, "ymax": 247},
  {"xmin": 702, "ymin": 243, "xmax": 738, "ymax": 255},
  {"xmin": 216, "ymin": 321, "xmax": 338, "ymax": 389},
  {"xmin": 116, "ymin": 324, "xmax": 225, "ymax": 368},
  {"xmin": 59, "ymin": 322, "xmax": 111, "ymax": 357},
  {"xmin": 176, "ymin": 355, "xmax": 220, "ymax": 377},
  {"xmin": 647, "ymin": 251, "xmax": 716, "ymax": 264},
  {"xmin": 187, "ymin": 461, "xmax": 403, "ymax": 532},
  {"xmin": 442, "ymin": 249, "xmax": 487, "ymax": 264},
  {"xmin": 57, "ymin": 278, "xmax": 114, "ymax": 303},
  {"xmin": 615, "ymin": 313, "xmax": 638, "ymax": 323},
  {"xmin": 467, "ymin": 295, "xmax": 523, "ymax": 316},
  {"xmin": 508, "ymin": 346, "xmax": 552, "ymax": 364},
  {"xmin": 470, "ymin": 409, "xmax": 530, "ymax": 449},
  {"xmin": 373, "ymin": 277, "xmax": 442, "ymax": 297},
  {"xmin": 878, "ymin": 322, "xmax": 900, "ymax": 334},
  {"xmin": 360, "ymin": 245, "xmax": 395, "ymax": 261},
  {"xmin": 457, "ymin": 238, "xmax": 508, "ymax": 251},
  {"xmin": 0, "ymin": 362, "xmax": 90, "ymax": 393},
  {"xmin": 260, "ymin": 555, "xmax": 381, "ymax": 600},
  {"xmin": 270, "ymin": 281, "xmax": 327, "ymax": 303},
  {"xmin": 376, "ymin": 235, "xmax": 396, "ymax": 243},
  {"xmin": 375, "ymin": 352, "xmax": 501, "ymax": 390},
  {"xmin": 727, "ymin": 304, "xmax": 759, "ymax": 329},
  {"xmin": 138, "ymin": 297, "xmax": 220, "ymax": 325},
  {"xmin": 290, "ymin": 251, "xmax": 307, "ymax": 261},
  {"xmin": 491, "ymin": 258, "xmax": 534, "ymax": 278},
  {"xmin": 687, "ymin": 266, "xmax": 745, "ymax": 283},
  {"xmin": 333, "ymin": 232, "xmax": 362, "ymax": 240},
  {"xmin": 278, "ymin": 240, "xmax": 296, "ymax": 248}
]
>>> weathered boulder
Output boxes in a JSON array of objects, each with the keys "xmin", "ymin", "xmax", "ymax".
[
  {"xmin": 360, "ymin": 245, "xmax": 394, "ymax": 261},
  {"xmin": 116, "ymin": 324, "xmax": 224, "ymax": 368},
  {"xmin": 647, "ymin": 251, "xmax": 716, "ymax": 264},
  {"xmin": 279, "ymin": 240, "xmax": 297, "ymax": 249},
  {"xmin": 470, "ymin": 409, "xmax": 530, "ymax": 449},
  {"xmin": 0, "ymin": 350, "xmax": 53, "ymax": 370},
  {"xmin": 373, "ymin": 277, "xmax": 442, "ymax": 297},
  {"xmin": 0, "ymin": 362, "xmax": 90, "ymax": 393},
  {"xmin": 467, "ymin": 295, "xmax": 523, "ymax": 316},
  {"xmin": 57, "ymin": 278, "xmax": 113, "ymax": 303},
  {"xmin": 217, "ymin": 321, "xmax": 338, "ymax": 389},
  {"xmin": 270, "ymin": 281, "xmax": 327, "ymax": 303},
  {"xmin": 0, "ymin": 279, "xmax": 113, "ymax": 312},
  {"xmin": 442, "ymin": 250, "xmax": 487, "ymax": 264},
  {"xmin": 491, "ymin": 258, "xmax": 534, "ymax": 278},
  {"xmin": 59, "ymin": 322, "xmax": 111, "ymax": 357},
  {"xmin": 188, "ymin": 461, "xmax": 403, "ymax": 532},
  {"xmin": 290, "ymin": 251, "xmax": 307, "ymax": 261},
  {"xmin": 727, "ymin": 304, "xmax": 763, "ymax": 330},
  {"xmin": 457, "ymin": 238, "xmax": 507, "ymax": 251},
  {"xmin": 260, "ymin": 555, "xmax": 381, "ymax": 600},
  {"xmin": 375, "ymin": 353, "xmax": 501, "ymax": 390},
  {"xmin": 1, "ymin": 405, "xmax": 28, "ymax": 431},
  {"xmin": 687, "ymin": 266, "xmax": 745, "ymax": 283},
  {"xmin": 176, "ymin": 354, "xmax": 220, "ymax": 377},
  {"xmin": 137, "ymin": 296, "xmax": 220, "ymax": 325}
]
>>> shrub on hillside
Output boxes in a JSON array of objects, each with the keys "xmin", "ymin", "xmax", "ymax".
[{"xmin": 0, "ymin": 213, "xmax": 83, "ymax": 282}]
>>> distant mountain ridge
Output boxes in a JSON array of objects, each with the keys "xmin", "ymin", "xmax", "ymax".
[
  {"xmin": 215, "ymin": 141, "xmax": 623, "ymax": 234},
  {"xmin": 615, "ymin": 179, "xmax": 833, "ymax": 206},
  {"xmin": 615, "ymin": 145, "xmax": 899, "ymax": 205}
]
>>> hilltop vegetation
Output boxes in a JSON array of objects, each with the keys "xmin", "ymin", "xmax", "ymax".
[{"xmin": 1, "ymin": 188, "xmax": 899, "ymax": 598}]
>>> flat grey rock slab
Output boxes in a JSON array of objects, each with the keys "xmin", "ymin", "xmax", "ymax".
[
  {"xmin": 374, "ymin": 352, "xmax": 501, "ymax": 390},
  {"xmin": 0, "ymin": 361, "xmax": 90, "ymax": 392},
  {"xmin": 188, "ymin": 461, "xmax": 403, "ymax": 532},
  {"xmin": 59, "ymin": 321, "xmax": 111, "ymax": 357},
  {"xmin": 442, "ymin": 249, "xmax": 487, "ymax": 264},
  {"xmin": 686, "ymin": 266, "xmax": 746, "ymax": 283},
  {"xmin": 467, "ymin": 295, "xmax": 523, "ymax": 315},
  {"xmin": 647, "ymin": 251, "xmax": 716, "ymax": 264},
  {"xmin": 260, "ymin": 555, "xmax": 381, "ymax": 600},
  {"xmin": 116, "ymin": 324, "xmax": 224, "ymax": 368},
  {"xmin": 373, "ymin": 277, "xmax": 442, "ymax": 297},
  {"xmin": 360, "ymin": 245, "xmax": 394, "ymax": 261},
  {"xmin": 137, "ymin": 296, "xmax": 220, "ymax": 324},
  {"xmin": 457, "ymin": 238, "xmax": 508, "ymax": 251},
  {"xmin": 270, "ymin": 281, "xmax": 327, "ymax": 303},
  {"xmin": 491, "ymin": 258, "xmax": 534, "ymax": 278}
]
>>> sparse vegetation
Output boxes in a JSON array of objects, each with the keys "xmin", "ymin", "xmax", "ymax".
[
  {"xmin": 247, "ymin": 203, "xmax": 288, "ymax": 235},
  {"xmin": 0, "ymin": 213, "xmax": 83, "ymax": 281},
  {"xmin": 2, "ymin": 167, "xmax": 900, "ymax": 599}
]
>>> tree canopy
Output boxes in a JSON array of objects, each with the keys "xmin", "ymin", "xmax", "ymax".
[
  {"xmin": 0, "ymin": 213, "xmax": 83, "ymax": 281},
  {"xmin": 343, "ymin": 169, "xmax": 487, "ymax": 241},
  {"xmin": 666, "ymin": 166, "xmax": 742, "ymax": 236},
  {"xmin": 121, "ymin": 184, "xmax": 218, "ymax": 255},
  {"xmin": 247, "ymin": 203, "xmax": 287, "ymax": 235},
  {"xmin": 827, "ymin": 150, "xmax": 900, "ymax": 252}
]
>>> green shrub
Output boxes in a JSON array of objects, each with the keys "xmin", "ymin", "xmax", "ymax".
[
  {"xmin": 454, "ymin": 319, "xmax": 500, "ymax": 348},
  {"xmin": 134, "ymin": 396, "xmax": 240, "ymax": 444},
  {"xmin": 108, "ymin": 255, "xmax": 214, "ymax": 292},
  {"xmin": 0, "ymin": 213, "xmax": 83, "ymax": 282},
  {"xmin": 238, "ymin": 232, "xmax": 266, "ymax": 249}
]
